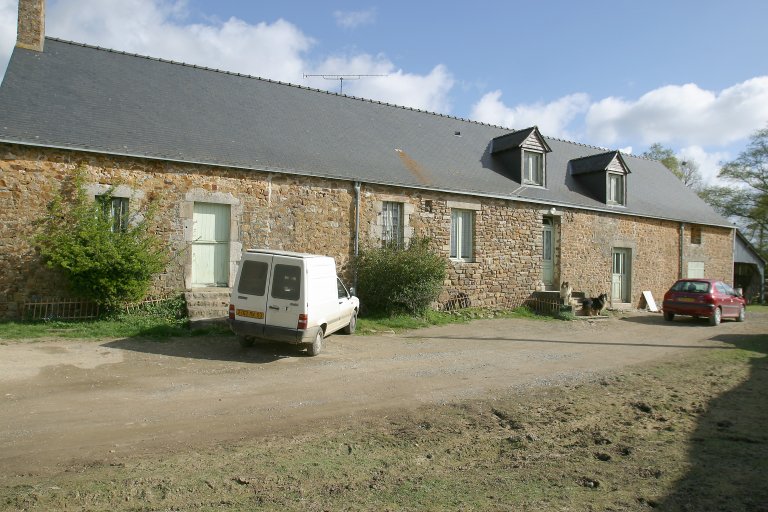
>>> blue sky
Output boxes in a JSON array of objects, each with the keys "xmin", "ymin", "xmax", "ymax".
[{"xmin": 2, "ymin": 0, "xmax": 767, "ymax": 183}]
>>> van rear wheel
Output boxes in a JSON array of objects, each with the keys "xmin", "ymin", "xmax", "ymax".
[
  {"xmin": 238, "ymin": 336, "xmax": 254, "ymax": 348},
  {"xmin": 307, "ymin": 329, "xmax": 323, "ymax": 356}
]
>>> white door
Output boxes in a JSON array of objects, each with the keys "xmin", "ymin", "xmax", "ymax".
[
  {"xmin": 192, "ymin": 202, "xmax": 230, "ymax": 287},
  {"xmin": 266, "ymin": 256, "xmax": 304, "ymax": 330},
  {"xmin": 542, "ymin": 218, "xmax": 554, "ymax": 287},
  {"xmin": 611, "ymin": 249, "xmax": 631, "ymax": 303}
]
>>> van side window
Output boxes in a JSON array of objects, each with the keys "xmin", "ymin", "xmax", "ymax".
[
  {"xmin": 337, "ymin": 278, "xmax": 349, "ymax": 299},
  {"xmin": 272, "ymin": 264, "xmax": 301, "ymax": 300},
  {"xmin": 237, "ymin": 260, "xmax": 269, "ymax": 296}
]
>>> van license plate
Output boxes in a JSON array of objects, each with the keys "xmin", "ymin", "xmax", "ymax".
[{"xmin": 236, "ymin": 309, "xmax": 264, "ymax": 319}]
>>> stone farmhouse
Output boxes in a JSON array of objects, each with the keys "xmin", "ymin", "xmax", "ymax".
[{"xmin": 0, "ymin": 0, "xmax": 737, "ymax": 319}]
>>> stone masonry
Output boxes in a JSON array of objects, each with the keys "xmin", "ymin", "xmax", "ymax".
[{"xmin": 0, "ymin": 143, "xmax": 734, "ymax": 318}]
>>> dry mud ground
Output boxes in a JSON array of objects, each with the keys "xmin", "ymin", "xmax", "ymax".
[{"xmin": 1, "ymin": 311, "xmax": 767, "ymax": 510}]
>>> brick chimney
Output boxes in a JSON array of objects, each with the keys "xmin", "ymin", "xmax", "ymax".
[{"xmin": 16, "ymin": 0, "xmax": 45, "ymax": 52}]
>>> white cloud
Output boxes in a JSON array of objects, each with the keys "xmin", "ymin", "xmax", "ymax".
[
  {"xmin": 470, "ymin": 90, "xmax": 590, "ymax": 139},
  {"xmin": 46, "ymin": 0, "xmax": 314, "ymax": 83},
  {"xmin": 0, "ymin": 0, "xmax": 453, "ymax": 113},
  {"xmin": 333, "ymin": 8, "xmax": 376, "ymax": 29},
  {"xmin": 585, "ymin": 78, "xmax": 768, "ymax": 147},
  {"xmin": 306, "ymin": 54, "xmax": 454, "ymax": 112}
]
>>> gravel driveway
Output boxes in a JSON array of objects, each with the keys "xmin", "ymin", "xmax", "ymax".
[{"xmin": 1, "ymin": 311, "xmax": 760, "ymax": 475}]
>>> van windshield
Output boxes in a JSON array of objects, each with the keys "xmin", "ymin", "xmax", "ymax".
[
  {"xmin": 237, "ymin": 260, "xmax": 269, "ymax": 296},
  {"xmin": 272, "ymin": 264, "xmax": 301, "ymax": 300}
]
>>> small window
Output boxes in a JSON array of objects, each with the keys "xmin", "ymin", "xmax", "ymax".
[
  {"xmin": 607, "ymin": 173, "xmax": 625, "ymax": 205},
  {"xmin": 523, "ymin": 150, "xmax": 544, "ymax": 186},
  {"xmin": 237, "ymin": 260, "xmax": 269, "ymax": 296},
  {"xmin": 381, "ymin": 201, "xmax": 404, "ymax": 247},
  {"xmin": 450, "ymin": 209, "xmax": 474, "ymax": 261},
  {"xmin": 97, "ymin": 195, "xmax": 129, "ymax": 232},
  {"xmin": 690, "ymin": 225, "xmax": 702, "ymax": 245},
  {"xmin": 271, "ymin": 264, "xmax": 301, "ymax": 300},
  {"xmin": 687, "ymin": 261, "xmax": 705, "ymax": 279}
]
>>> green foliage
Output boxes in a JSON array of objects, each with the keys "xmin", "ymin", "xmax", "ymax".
[
  {"xmin": 34, "ymin": 165, "xmax": 168, "ymax": 307},
  {"xmin": 355, "ymin": 237, "xmax": 446, "ymax": 316},
  {"xmin": 643, "ymin": 142, "xmax": 681, "ymax": 177},
  {"xmin": 714, "ymin": 124, "xmax": 768, "ymax": 254},
  {"xmin": 643, "ymin": 142, "xmax": 703, "ymax": 189}
]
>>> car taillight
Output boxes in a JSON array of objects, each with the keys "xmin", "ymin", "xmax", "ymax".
[
  {"xmin": 298, "ymin": 313, "xmax": 308, "ymax": 330},
  {"xmin": 228, "ymin": 304, "xmax": 235, "ymax": 320},
  {"xmin": 703, "ymin": 294, "xmax": 715, "ymax": 304}
]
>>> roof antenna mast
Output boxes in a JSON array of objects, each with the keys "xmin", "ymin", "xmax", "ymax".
[{"xmin": 303, "ymin": 74, "xmax": 387, "ymax": 95}]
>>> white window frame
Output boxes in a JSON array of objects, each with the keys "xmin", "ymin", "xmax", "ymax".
[
  {"xmin": 607, "ymin": 172, "xmax": 625, "ymax": 205},
  {"xmin": 450, "ymin": 209, "xmax": 474, "ymax": 261},
  {"xmin": 523, "ymin": 150, "xmax": 544, "ymax": 186},
  {"xmin": 381, "ymin": 201, "xmax": 404, "ymax": 247}
]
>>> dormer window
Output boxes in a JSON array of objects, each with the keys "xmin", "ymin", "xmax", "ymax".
[
  {"xmin": 490, "ymin": 126, "xmax": 552, "ymax": 187},
  {"xmin": 523, "ymin": 150, "xmax": 544, "ymax": 186},
  {"xmin": 607, "ymin": 173, "xmax": 625, "ymax": 205},
  {"xmin": 570, "ymin": 150, "xmax": 631, "ymax": 206}
]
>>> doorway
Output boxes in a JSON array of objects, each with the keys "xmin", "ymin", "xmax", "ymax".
[
  {"xmin": 542, "ymin": 217, "xmax": 554, "ymax": 288},
  {"xmin": 611, "ymin": 248, "xmax": 632, "ymax": 303},
  {"xmin": 191, "ymin": 202, "xmax": 231, "ymax": 287}
]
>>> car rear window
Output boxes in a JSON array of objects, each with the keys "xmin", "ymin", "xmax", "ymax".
[
  {"xmin": 671, "ymin": 281, "xmax": 710, "ymax": 293},
  {"xmin": 272, "ymin": 264, "xmax": 301, "ymax": 301},
  {"xmin": 237, "ymin": 260, "xmax": 269, "ymax": 296}
]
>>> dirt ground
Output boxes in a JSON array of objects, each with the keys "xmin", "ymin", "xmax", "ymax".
[{"xmin": 0, "ymin": 311, "xmax": 761, "ymax": 478}]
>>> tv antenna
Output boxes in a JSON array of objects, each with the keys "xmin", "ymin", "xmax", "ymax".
[{"xmin": 303, "ymin": 73, "xmax": 387, "ymax": 94}]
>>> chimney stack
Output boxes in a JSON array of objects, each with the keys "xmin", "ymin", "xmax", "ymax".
[{"xmin": 16, "ymin": 0, "xmax": 45, "ymax": 52}]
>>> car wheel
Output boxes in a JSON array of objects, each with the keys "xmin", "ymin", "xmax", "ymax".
[
  {"xmin": 238, "ymin": 336, "xmax": 254, "ymax": 348},
  {"xmin": 663, "ymin": 311, "xmax": 674, "ymax": 321},
  {"xmin": 307, "ymin": 329, "xmax": 323, "ymax": 356},
  {"xmin": 709, "ymin": 307, "xmax": 721, "ymax": 326},
  {"xmin": 343, "ymin": 311, "xmax": 357, "ymax": 335},
  {"xmin": 737, "ymin": 305, "xmax": 746, "ymax": 322}
]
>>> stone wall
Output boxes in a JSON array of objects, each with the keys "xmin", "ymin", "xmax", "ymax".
[
  {"xmin": 0, "ymin": 143, "xmax": 734, "ymax": 318},
  {"xmin": 560, "ymin": 210, "xmax": 733, "ymax": 307}
]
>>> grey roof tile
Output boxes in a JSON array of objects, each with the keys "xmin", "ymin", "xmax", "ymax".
[{"xmin": 0, "ymin": 38, "xmax": 731, "ymax": 227}]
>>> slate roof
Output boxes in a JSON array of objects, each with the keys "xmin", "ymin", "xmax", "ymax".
[{"xmin": 0, "ymin": 38, "xmax": 731, "ymax": 228}]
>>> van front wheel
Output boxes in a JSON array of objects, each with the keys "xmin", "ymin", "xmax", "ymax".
[
  {"xmin": 343, "ymin": 311, "xmax": 357, "ymax": 334},
  {"xmin": 307, "ymin": 329, "xmax": 323, "ymax": 356}
]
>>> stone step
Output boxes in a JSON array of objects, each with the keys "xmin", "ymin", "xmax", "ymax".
[{"xmin": 184, "ymin": 288, "xmax": 232, "ymax": 319}]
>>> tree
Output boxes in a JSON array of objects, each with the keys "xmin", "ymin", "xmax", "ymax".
[
  {"xmin": 642, "ymin": 143, "xmax": 703, "ymax": 190},
  {"xmin": 34, "ymin": 165, "xmax": 168, "ymax": 307},
  {"xmin": 713, "ymin": 125, "xmax": 768, "ymax": 253},
  {"xmin": 642, "ymin": 143, "xmax": 681, "ymax": 177}
]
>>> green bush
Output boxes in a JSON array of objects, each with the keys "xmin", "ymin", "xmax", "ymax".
[
  {"xmin": 356, "ymin": 238, "xmax": 446, "ymax": 316},
  {"xmin": 34, "ymin": 165, "xmax": 168, "ymax": 307}
]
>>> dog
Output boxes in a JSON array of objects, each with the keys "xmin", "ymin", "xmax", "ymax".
[
  {"xmin": 559, "ymin": 281, "xmax": 572, "ymax": 305},
  {"xmin": 581, "ymin": 293, "xmax": 608, "ymax": 316}
]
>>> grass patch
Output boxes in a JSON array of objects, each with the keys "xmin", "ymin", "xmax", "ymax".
[
  {"xmin": 0, "ymin": 296, "xmax": 232, "ymax": 341},
  {"xmin": 356, "ymin": 306, "xmax": 546, "ymax": 334},
  {"xmin": 3, "ymin": 331, "xmax": 766, "ymax": 510}
]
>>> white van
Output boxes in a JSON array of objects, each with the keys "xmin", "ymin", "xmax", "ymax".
[{"xmin": 228, "ymin": 249, "xmax": 359, "ymax": 356}]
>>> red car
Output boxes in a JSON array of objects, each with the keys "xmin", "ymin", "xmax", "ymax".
[{"xmin": 662, "ymin": 278, "xmax": 746, "ymax": 326}]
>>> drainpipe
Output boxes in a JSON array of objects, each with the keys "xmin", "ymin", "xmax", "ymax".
[
  {"xmin": 679, "ymin": 222, "xmax": 685, "ymax": 279},
  {"xmin": 353, "ymin": 182, "xmax": 361, "ymax": 291}
]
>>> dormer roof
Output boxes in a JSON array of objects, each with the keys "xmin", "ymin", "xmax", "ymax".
[
  {"xmin": 570, "ymin": 151, "xmax": 631, "ymax": 176},
  {"xmin": 490, "ymin": 126, "xmax": 552, "ymax": 154}
]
